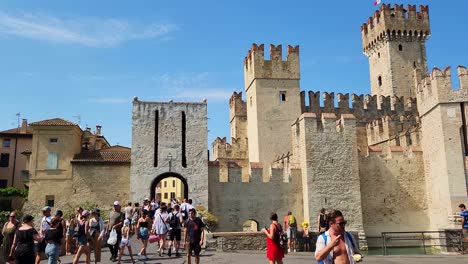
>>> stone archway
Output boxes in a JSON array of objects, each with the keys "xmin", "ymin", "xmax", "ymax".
[{"xmin": 150, "ymin": 172, "xmax": 188, "ymax": 201}]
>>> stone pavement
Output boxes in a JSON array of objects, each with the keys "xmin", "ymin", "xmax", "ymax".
[{"xmin": 56, "ymin": 246, "xmax": 468, "ymax": 264}]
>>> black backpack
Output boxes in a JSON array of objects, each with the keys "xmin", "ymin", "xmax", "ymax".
[{"xmin": 170, "ymin": 212, "xmax": 179, "ymax": 228}]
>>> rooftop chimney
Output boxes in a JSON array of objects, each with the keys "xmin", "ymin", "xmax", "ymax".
[
  {"xmin": 96, "ymin": 125, "xmax": 102, "ymax": 135},
  {"xmin": 20, "ymin": 119, "xmax": 28, "ymax": 134}
]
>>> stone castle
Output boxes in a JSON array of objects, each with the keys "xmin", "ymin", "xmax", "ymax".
[{"xmin": 15, "ymin": 4, "xmax": 467, "ymax": 248}]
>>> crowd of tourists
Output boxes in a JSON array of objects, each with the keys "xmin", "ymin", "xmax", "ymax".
[{"xmin": 1, "ymin": 198, "xmax": 206, "ymax": 264}]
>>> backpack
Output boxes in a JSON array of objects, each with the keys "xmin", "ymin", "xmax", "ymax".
[
  {"xmin": 274, "ymin": 223, "xmax": 288, "ymax": 249},
  {"xmin": 317, "ymin": 232, "xmax": 356, "ymax": 264},
  {"xmin": 170, "ymin": 212, "xmax": 179, "ymax": 228}
]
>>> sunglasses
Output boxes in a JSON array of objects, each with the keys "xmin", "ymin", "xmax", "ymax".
[
  {"xmin": 9, "ymin": 215, "xmax": 15, "ymax": 218},
  {"xmin": 335, "ymin": 221, "xmax": 347, "ymax": 227}
]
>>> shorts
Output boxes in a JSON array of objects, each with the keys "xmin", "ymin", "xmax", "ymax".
[
  {"xmin": 169, "ymin": 229, "xmax": 181, "ymax": 241},
  {"xmin": 187, "ymin": 242, "xmax": 201, "ymax": 256},
  {"xmin": 287, "ymin": 227, "xmax": 297, "ymax": 239},
  {"xmin": 463, "ymin": 228, "xmax": 468, "ymax": 240},
  {"xmin": 120, "ymin": 238, "xmax": 131, "ymax": 247},
  {"xmin": 302, "ymin": 236, "xmax": 311, "ymax": 244},
  {"xmin": 77, "ymin": 235, "xmax": 88, "ymax": 246},
  {"xmin": 138, "ymin": 227, "xmax": 149, "ymax": 240}
]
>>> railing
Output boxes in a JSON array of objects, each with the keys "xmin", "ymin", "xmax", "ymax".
[{"xmin": 381, "ymin": 230, "xmax": 464, "ymax": 255}]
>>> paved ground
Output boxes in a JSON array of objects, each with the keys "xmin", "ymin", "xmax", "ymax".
[{"xmin": 57, "ymin": 244, "xmax": 468, "ymax": 264}]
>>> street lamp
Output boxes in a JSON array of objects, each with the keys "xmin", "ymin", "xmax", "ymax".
[{"xmin": 167, "ymin": 153, "xmax": 173, "ymax": 171}]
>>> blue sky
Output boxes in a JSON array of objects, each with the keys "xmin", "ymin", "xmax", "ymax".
[{"xmin": 0, "ymin": 1, "xmax": 466, "ymax": 148}]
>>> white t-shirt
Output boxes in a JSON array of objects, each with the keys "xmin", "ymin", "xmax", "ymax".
[{"xmin": 41, "ymin": 215, "xmax": 53, "ymax": 236}]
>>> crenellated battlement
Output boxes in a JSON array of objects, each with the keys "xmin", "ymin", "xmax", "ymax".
[
  {"xmin": 229, "ymin": 92, "xmax": 247, "ymax": 121},
  {"xmin": 366, "ymin": 115, "xmax": 421, "ymax": 147},
  {"xmin": 416, "ymin": 66, "xmax": 468, "ymax": 116},
  {"xmin": 298, "ymin": 112, "xmax": 356, "ymax": 133},
  {"xmin": 361, "ymin": 4, "xmax": 430, "ymax": 55},
  {"xmin": 244, "ymin": 43, "xmax": 300, "ymax": 88},
  {"xmin": 208, "ymin": 159, "xmax": 300, "ymax": 184},
  {"xmin": 301, "ymin": 91, "xmax": 418, "ymax": 123}
]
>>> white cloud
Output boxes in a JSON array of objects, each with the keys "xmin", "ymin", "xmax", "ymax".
[
  {"xmin": 152, "ymin": 73, "xmax": 234, "ymax": 102},
  {"xmin": 0, "ymin": 11, "xmax": 177, "ymax": 47}
]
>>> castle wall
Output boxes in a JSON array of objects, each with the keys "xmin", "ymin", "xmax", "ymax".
[
  {"xmin": 72, "ymin": 164, "xmax": 130, "ymax": 209},
  {"xmin": 208, "ymin": 163, "xmax": 303, "ymax": 232},
  {"xmin": 297, "ymin": 113, "xmax": 365, "ymax": 234},
  {"xmin": 131, "ymin": 99, "xmax": 209, "ymax": 209},
  {"xmin": 416, "ymin": 67, "xmax": 468, "ymax": 229},
  {"xmin": 359, "ymin": 150, "xmax": 428, "ymax": 238}
]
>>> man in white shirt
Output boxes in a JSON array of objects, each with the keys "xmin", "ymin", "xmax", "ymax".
[
  {"xmin": 315, "ymin": 210, "xmax": 362, "ymax": 264},
  {"xmin": 36, "ymin": 206, "xmax": 53, "ymax": 264}
]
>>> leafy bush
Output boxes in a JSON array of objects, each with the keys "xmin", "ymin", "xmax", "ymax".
[
  {"xmin": 0, "ymin": 187, "xmax": 28, "ymax": 198},
  {"xmin": 196, "ymin": 206, "xmax": 218, "ymax": 231},
  {"xmin": 0, "ymin": 210, "xmax": 24, "ymax": 228}
]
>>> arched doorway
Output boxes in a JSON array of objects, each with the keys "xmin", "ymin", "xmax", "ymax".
[
  {"xmin": 150, "ymin": 172, "xmax": 188, "ymax": 202},
  {"xmin": 242, "ymin": 219, "xmax": 259, "ymax": 232}
]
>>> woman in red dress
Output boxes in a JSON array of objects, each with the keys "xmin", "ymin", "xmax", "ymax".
[{"xmin": 262, "ymin": 212, "xmax": 284, "ymax": 264}]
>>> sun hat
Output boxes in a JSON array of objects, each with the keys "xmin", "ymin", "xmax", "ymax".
[
  {"xmin": 113, "ymin": 201, "xmax": 120, "ymax": 206},
  {"xmin": 82, "ymin": 210, "xmax": 90, "ymax": 217}
]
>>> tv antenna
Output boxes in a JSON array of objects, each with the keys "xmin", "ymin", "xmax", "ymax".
[{"xmin": 72, "ymin": 115, "xmax": 82, "ymax": 127}]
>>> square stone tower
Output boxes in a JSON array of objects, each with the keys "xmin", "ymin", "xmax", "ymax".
[
  {"xmin": 244, "ymin": 44, "xmax": 302, "ymax": 169},
  {"xmin": 130, "ymin": 98, "xmax": 208, "ymax": 209},
  {"xmin": 362, "ymin": 4, "xmax": 430, "ymax": 98}
]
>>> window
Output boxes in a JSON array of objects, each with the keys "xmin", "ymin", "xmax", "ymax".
[
  {"xmin": 0, "ymin": 180, "xmax": 7, "ymax": 188},
  {"xmin": 170, "ymin": 192, "xmax": 176, "ymax": 199},
  {"xmin": 398, "ymin": 44, "xmax": 403, "ymax": 51},
  {"xmin": 164, "ymin": 193, "xmax": 168, "ymax": 199},
  {"xmin": 49, "ymin": 138, "xmax": 58, "ymax": 144},
  {"xmin": 47, "ymin": 152, "xmax": 58, "ymax": 169},
  {"xmin": 279, "ymin": 91, "xmax": 287, "ymax": 102},
  {"xmin": 164, "ymin": 181, "xmax": 167, "ymax": 187},
  {"xmin": 378, "ymin": 76, "xmax": 382, "ymax": 87},
  {"xmin": 2, "ymin": 139, "xmax": 11, "ymax": 148},
  {"xmin": 0, "ymin": 153, "xmax": 9, "ymax": 167},
  {"xmin": 250, "ymin": 97, "xmax": 253, "ymax": 107},
  {"xmin": 173, "ymin": 180, "xmax": 176, "ymax": 187},
  {"xmin": 377, "ymin": 52, "xmax": 380, "ymax": 58},
  {"xmin": 45, "ymin": 195, "xmax": 55, "ymax": 207}
]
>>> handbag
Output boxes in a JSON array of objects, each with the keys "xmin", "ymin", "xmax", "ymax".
[
  {"xmin": 107, "ymin": 229, "xmax": 118, "ymax": 245},
  {"xmin": 149, "ymin": 234, "xmax": 160, "ymax": 243}
]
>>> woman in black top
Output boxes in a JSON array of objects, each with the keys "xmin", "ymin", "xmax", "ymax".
[
  {"xmin": 45, "ymin": 216, "xmax": 63, "ymax": 264},
  {"xmin": 317, "ymin": 208, "xmax": 328, "ymax": 234},
  {"xmin": 9, "ymin": 215, "xmax": 43, "ymax": 264}
]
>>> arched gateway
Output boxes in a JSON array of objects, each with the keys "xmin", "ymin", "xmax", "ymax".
[
  {"xmin": 150, "ymin": 172, "xmax": 188, "ymax": 201},
  {"xmin": 130, "ymin": 98, "xmax": 208, "ymax": 209}
]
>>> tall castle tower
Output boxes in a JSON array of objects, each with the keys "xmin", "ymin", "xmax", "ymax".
[
  {"xmin": 362, "ymin": 4, "xmax": 430, "ymax": 98},
  {"xmin": 244, "ymin": 44, "xmax": 301, "ymax": 167}
]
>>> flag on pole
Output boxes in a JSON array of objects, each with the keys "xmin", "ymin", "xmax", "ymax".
[{"xmin": 374, "ymin": 0, "xmax": 382, "ymax": 6}]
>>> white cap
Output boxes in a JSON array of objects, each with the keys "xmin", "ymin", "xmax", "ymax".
[
  {"xmin": 150, "ymin": 202, "xmax": 156, "ymax": 206},
  {"xmin": 113, "ymin": 201, "xmax": 120, "ymax": 206}
]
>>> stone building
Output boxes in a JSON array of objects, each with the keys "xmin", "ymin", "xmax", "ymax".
[
  {"xmin": 209, "ymin": 4, "xmax": 467, "ymax": 247},
  {"xmin": 23, "ymin": 118, "xmax": 130, "ymax": 212},
  {"xmin": 21, "ymin": 3, "xmax": 468, "ymax": 248}
]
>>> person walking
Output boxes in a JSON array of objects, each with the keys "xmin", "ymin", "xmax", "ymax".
[
  {"xmin": 65, "ymin": 214, "xmax": 76, "ymax": 255},
  {"xmin": 284, "ymin": 211, "xmax": 297, "ymax": 252},
  {"xmin": 107, "ymin": 201, "xmax": 125, "ymax": 262},
  {"xmin": 36, "ymin": 206, "xmax": 53, "ymax": 264},
  {"xmin": 73, "ymin": 210, "xmax": 91, "ymax": 264},
  {"xmin": 315, "ymin": 210, "xmax": 362, "ymax": 264},
  {"xmin": 184, "ymin": 208, "xmax": 205, "ymax": 264},
  {"xmin": 318, "ymin": 208, "xmax": 328, "ymax": 234},
  {"xmin": 152, "ymin": 205, "xmax": 170, "ymax": 256},
  {"xmin": 262, "ymin": 212, "xmax": 284, "ymax": 264},
  {"xmin": 459, "ymin": 204, "xmax": 468, "ymax": 253},
  {"xmin": 2, "ymin": 211, "xmax": 20, "ymax": 263},
  {"xmin": 136, "ymin": 210, "xmax": 151, "ymax": 260},
  {"xmin": 132, "ymin": 203, "xmax": 140, "ymax": 233},
  {"xmin": 301, "ymin": 222, "xmax": 310, "ymax": 252},
  {"xmin": 9, "ymin": 215, "xmax": 43, "ymax": 264},
  {"xmin": 44, "ymin": 216, "xmax": 63, "ymax": 264},
  {"xmin": 167, "ymin": 204, "xmax": 183, "ymax": 257},
  {"xmin": 88, "ymin": 209, "xmax": 105, "ymax": 263},
  {"xmin": 117, "ymin": 219, "xmax": 135, "ymax": 264}
]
